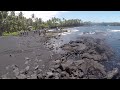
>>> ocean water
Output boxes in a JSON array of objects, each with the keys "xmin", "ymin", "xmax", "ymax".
[{"xmin": 50, "ymin": 26, "xmax": 120, "ymax": 71}]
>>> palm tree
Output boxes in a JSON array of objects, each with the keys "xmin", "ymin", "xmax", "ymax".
[
  {"xmin": 19, "ymin": 12, "xmax": 23, "ymax": 19},
  {"xmin": 0, "ymin": 11, "xmax": 8, "ymax": 35},
  {"xmin": 10, "ymin": 11, "xmax": 15, "ymax": 17}
]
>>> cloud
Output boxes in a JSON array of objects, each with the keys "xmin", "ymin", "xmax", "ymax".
[{"xmin": 15, "ymin": 11, "xmax": 68, "ymax": 21}]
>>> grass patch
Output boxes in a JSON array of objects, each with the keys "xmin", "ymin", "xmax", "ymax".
[{"xmin": 3, "ymin": 32, "xmax": 19, "ymax": 36}]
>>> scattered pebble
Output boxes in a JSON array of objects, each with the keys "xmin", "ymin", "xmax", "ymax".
[
  {"xmin": 30, "ymin": 74, "xmax": 37, "ymax": 79},
  {"xmin": 25, "ymin": 61, "xmax": 29, "ymax": 64},
  {"xmin": 13, "ymin": 68, "xmax": 20, "ymax": 76},
  {"xmin": 107, "ymin": 68, "xmax": 119, "ymax": 79},
  {"xmin": 46, "ymin": 72, "xmax": 53, "ymax": 78},
  {"xmin": 38, "ymin": 60, "xmax": 42, "ymax": 62},
  {"xmin": 1, "ymin": 72, "xmax": 9, "ymax": 79},
  {"xmin": 9, "ymin": 54, "xmax": 12, "ymax": 57},
  {"xmin": 25, "ymin": 57, "xmax": 30, "ymax": 61},
  {"xmin": 34, "ymin": 65, "xmax": 39, "ymax": 70},
  {"xmin": 16, "ymin": 74, "xmax": 27, "ymax": 79},
  {"xmin": 25, "ymin": 66, "xmax": 30, "ymax": 71}
]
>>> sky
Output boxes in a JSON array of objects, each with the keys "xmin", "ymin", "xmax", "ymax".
[{"xmin": 15, "ymin": 11, "xmax": 120, "ymax": 22}]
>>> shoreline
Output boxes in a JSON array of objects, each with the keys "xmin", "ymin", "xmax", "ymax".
[
  {"xmin": 43, "ymin": 36, "xmax": 117, "ymax": 79},
  {"xmin": 0, "ymin": 29, "xmax": 119, "ymax": 79}
]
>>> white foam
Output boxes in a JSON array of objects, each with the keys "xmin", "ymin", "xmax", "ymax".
[
  {"xmin": 67, "ymin": 30, "xmax": 71, "ymax": 32},
  {"xmin": 70, "ymin": 29, "xmax": 79, "ymax": 32},
  {"xmin": 109, "ymin": 30, "xmax": 120, "ymax": 32},
  {"xmin": 60, "ymin": 29, "xmax": 78, "ymax": 36},
  {"xmin": 79, "ymin": 32, "xmax": 95, "ymax": 35},
  {"xmin": 89, "ymin": 32, "xmax": 95, "ymax": 34},
  {"xmin": 48, "ymin": 30, "xmax": 54, "ymax": 31},
  {"xmin": 61, "ymin": 32, "xmax": 72, "ymax": 36}
]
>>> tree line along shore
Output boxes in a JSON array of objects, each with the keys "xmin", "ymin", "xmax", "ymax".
[
  {"xmin": 1, "ymin": 11, "xmax": 120, "ymax": 36},
  {"xmin": 0, "ymin": 11, "xmax": 85, "ymax": 36}
]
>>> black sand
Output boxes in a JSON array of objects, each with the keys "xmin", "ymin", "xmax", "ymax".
[
  {"xmin": 0, "ymin": 30, "xmax": 118, "ymax": 79},
  {"xmin": 0, "ymin": 34, "xmax": 53, "ymax": 77}
]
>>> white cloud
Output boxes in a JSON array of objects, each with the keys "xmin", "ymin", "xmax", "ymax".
[{"xmin": 15, "ymin": 11, "xmax": 68, "ymax": 21}]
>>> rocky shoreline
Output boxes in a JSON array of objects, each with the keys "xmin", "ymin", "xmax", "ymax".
[
  {"xmin": 41, "ymin": 36, "xmax": 119, "ymax": 79},
  {"xmin": 0, "ymin": 30, "xmax": 119, "ymax": 79}
]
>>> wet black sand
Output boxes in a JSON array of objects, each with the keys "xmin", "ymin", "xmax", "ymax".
[{"xmin": 0, "ymin": 32, "xmax": 54, "ymax": 77}]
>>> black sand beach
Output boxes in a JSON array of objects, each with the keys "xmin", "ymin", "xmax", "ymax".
[
  {"xmin": 0, "ymin": 31, "xmax": 54, "ymax": 78},
  {"xmin": 0, "ymin": 29, "xmax": 119, "ymax": 79}
]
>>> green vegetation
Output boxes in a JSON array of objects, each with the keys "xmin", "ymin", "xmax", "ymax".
[
  {"xmin": 1, "ymin": 11, "xmax": 120, "ymax": 36},
  {"xmin": 3, "ymin": 31, "xmax": 19, "ymax": 36},
  {"xmin": 0, "ymin": 11, "xmax": 84, "ymax": 36}
]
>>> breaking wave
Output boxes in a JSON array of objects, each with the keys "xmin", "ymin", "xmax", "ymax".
[{"xmin": 109, "ymin": 30, "xmax": 120, "ymax": 32}]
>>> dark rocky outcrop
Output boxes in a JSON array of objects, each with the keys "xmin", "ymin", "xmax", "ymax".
[
  {"xmin": 39, "ymin": 37, "xmax": 116, "ymax": 79},
  {"xmin": 0, "ymin": 36, "xmax": 117, "ymax": 79},
  {"xmin": 60, "ymin": 37, "xmax": 114, "ymax": 61}
]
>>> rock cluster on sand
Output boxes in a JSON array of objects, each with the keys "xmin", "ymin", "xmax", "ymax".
[
  {"xmin": 60, "ymin": 37, "xmax": 114, "ymax": 61},
  {"xmin": 41, "ymin": 37, "xmax": 118, "ymax": 79},
  {"xmin": 0, "ymin": 36, "xmax": 119, "ymax": 79}
]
